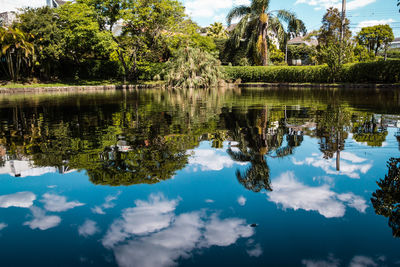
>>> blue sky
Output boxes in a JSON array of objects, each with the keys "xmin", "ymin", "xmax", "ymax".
[
  {"xmin": 182, "ymin": 0, "xmax": 400, "ymax": 36},
  {"xmin": 1, "ymin": 0, "xmax": 399, "ymax": 36}
]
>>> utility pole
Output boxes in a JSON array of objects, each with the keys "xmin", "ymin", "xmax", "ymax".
[{"xmin": 339, "ymin": 0, "xmax": 347, "ymax": 64}]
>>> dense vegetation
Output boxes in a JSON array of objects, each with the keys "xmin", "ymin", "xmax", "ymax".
[
  {"xmin": 224, "ymin": 60, "xmax": 400, "ymax": 83},
  {"xmin": 0, "ymin": 0, "xmax": 399, "ymax": 86}
]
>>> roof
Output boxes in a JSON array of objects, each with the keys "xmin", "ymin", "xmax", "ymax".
[
  {"xmin": 54, "ymin": 0, "xmax": 67, "ymax": 6},
  {"xmin": 288, "ymin": 36, "xmax": 318, "ymax": 47}
]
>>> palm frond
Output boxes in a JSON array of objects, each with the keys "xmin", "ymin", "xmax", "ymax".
[{"xmin": 227, "ymin": 5, "xmax": 251, "ymax": 25}]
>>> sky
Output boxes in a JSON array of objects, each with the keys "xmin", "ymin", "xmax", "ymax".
[{"xmin": 1, "ymin": 0, "xmax": 399, "ymax": 36}]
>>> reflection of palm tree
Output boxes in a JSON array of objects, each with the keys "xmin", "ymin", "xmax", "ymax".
[
  {"xmin": 371, "ymin": 158, "xmax": 400, "ymax": 238},
  {"xmin": 227, "ymin": 147, "xmax": 271, "ymax": 192},
  {"xmin": 222, "ymin": 107, "xmax": 301, "ymax": 192}
]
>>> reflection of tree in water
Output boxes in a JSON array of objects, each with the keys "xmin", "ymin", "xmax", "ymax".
[
  {"xmin": 371, "ymin": 158, "xmax": 400, "ymax": 238},
  {"xmin": 352, "ymin": 115, "xmax": 388, "ymax": 147},
  {"xmin": 222, "ymin": 107, "xmax": 303, "ymax": 192},
  {"xmin": 87, "ymin": 136, "xmax": 189, "ymax": 186},
  {"xmin": 316, "ymin": 105, "xmax": 350, "ymax": 171}
]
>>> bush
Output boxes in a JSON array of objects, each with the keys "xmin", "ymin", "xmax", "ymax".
[{"xmin": 224, "ymin": 60, "xmax": 400, "ymax": 83}]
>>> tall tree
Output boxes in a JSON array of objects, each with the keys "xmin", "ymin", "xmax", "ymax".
[
  {"xmin": 226, "ymin": 0, "xmax": 305, "ymax": 66},
  {"xmin": 17, "ymin": 7, "xmax": 65, "ymax": 79},
  {"xmin": 79, "ymin": 0, "xmax": 186, "ymax": 82},
  {"xmin": 356, "ymin": 24, "xmax": 394, "ymax": 59}
]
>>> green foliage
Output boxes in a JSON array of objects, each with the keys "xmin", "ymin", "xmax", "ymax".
[
  {"xmin": 0, "ymin": 27, "xmax": 34, "ymax": 82},
  {"xmin": 317, "ymin": 7, "xmax": 351, "ymax": 46},
  {"xmin": 56, "ymin": 3, "xmax": 114, "ymax": 63},
  {"xmin": 356, "ymin": 24, "xmax": 395, "ymax": 56},
  {"xmin": 354, "ymin": 44, "xmax": 376, "ymax": 62},
  {"xmin": 386, "ymin": 49, "xmax": 400, "ymax": 59},
  {"xmin": 17, "ymin": 7, "xmax": 64, "ymax": 79},
  {"xmin": 269, "ymin": 44, "xmax": 285, "ymax": 64},
  {"xmin": 287, "ymin": 44, "xmax": 316, "ymax": 64},
  {"xmin": 224, "ymin": 60, "xmax": 400, "ymax": 83},
  {"xmin": 226, "ymin": 0, "xmax": 306, "ymax": 66},
  {"xmin": 206, "ymin": 22, "xmax": 227, "ymax": 38},
  {"xmin": 163, "ymin": 47, "xmax": 224, "ymax": 88}
]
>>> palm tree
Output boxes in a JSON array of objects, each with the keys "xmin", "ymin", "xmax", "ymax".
[
  {"xmin": 227, "ymin": 0, "xmax": 305, "ymax": 66},
  {"xmin": 207, "ymin": 22, "xmax": 227, "ymax": 38},
  {"xmin": 0, "ymin": 27, "xmax": 34, "ymax": 82}
]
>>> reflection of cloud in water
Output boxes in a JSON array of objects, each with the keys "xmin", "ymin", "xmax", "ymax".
[
  {"xmin": 78, "ymin": 219, "xmax": 100, "ymax": 237},
  {"xmin": 103, "ymin": 194, "xmax": 256, "ymax": 267},
  {"xmin": 188, "ymin": 149, "xmax": 247, "ymax": 171},
  {"xmin": 245, "ymin": 239, "xmax": 263, "ymax": 257},
  {"xmin": 0, "ymin": 191, "xmax": 36, "ymax": 208},
  {"xmin": 0, "ymin": 222, "xmax": 7, "ymax": 230},
  {"xmin": 267, "ymin": 172, "xmax": 367, "ymax": 218},
  {"xmin": 237, "ymin": 196, "xmax": 246, "ymax": 206},
  {"xmin": 92, "ymin": 192, "xmax": 121, "ymax": 215},
  {"xmin": 41, "ymin": 193, "xmax": 85, "ymax": 212},
  {"xmin": 292, "ymin": 152, "xmax": 372, "ymax": 179},
  {"xmin": 24, "ymin": 207, "xmax": 61, "ymax": 230},
  {"xmin": 302, "ymin": 254, "xmax": 382, "ymax": 267}
]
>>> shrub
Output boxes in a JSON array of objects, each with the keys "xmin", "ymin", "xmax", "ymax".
[
  {"xmin": 224, "ymin": 60, "xmax": 400, "ymax": 84},
  {"xmin": 163, "ymin": 47, "xmax": 224, "ymax": 88}
]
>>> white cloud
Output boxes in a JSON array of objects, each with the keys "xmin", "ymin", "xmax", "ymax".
[
  {"xmin": 92, "ymin": 192, "xmax": 120, "ymax": 215},
  {"xmin": 78, "ymin": 220, "xmax": 100, "ymax": 237},
  {"xmin": 0, "ymin": 223, "xmax": 7, "ymax": 231},
  {"xmin": 292, "ymin": 152, "xmax": 372, "ymax": 179},
  {"xmin": 266, "ymin": 172, "xmax": 367, "ymax": 218},
  {"xmin": 41, "ymin": 193, "xmax": 84, "ymax": 212},
  {"xmin": 237, "ymin": 196, "xmax": 247, "ymax": 206},
  {"xmin": 24, "ymin": 207, "xmax": 61, "ymax": 230},
  {"xmin": 302, "ymin": 256, "xmax": 340, "ymax": 267},
  {"xmin": 102, "ymin": 194, "xmax": 178, "ymax": 248},
  {"xmin": 303, "ymin": 254, "xmax": 384, "ymax": 267},
  {"xmin": 349, "ymin": 256, "xmax": 378, "ymax": 267},
  {"xmin": 201, "ymin": 213, "xmax": 253, "ymax": 247},
  {"xmin": 205, "ymin": 199, "xmax": 214, "ymax": 203},
  {"xmin": 246, "ymin": 243, "xmax": 263, "ymax": 257},
  {"xmin": 295, "ymin": 0, "xmax": 375, "ymax": 11},
  {"xmin": 0, "ymin": 191, "xmax": 36, "ymax": 208},
  {"xmin": 188, "ymin": 149, "xmax": 247, "ymax": 171},
  {"xmin": 356, "ymin": 19, "xmax": 395, "ymax": 29},
  {"xmin": 102, "ymin": 194, "xmax": 255, "ymax": 267}
]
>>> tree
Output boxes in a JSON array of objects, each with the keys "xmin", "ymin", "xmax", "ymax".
[
  {"xmin": 227, "ymin": 0, "xmax": 305, "ymax": 66},
  {"xmin": 316, "ymin": 7, "xmax": 354, "ymax": 78},
  {"xmin": 0, "ymin": 27, "xmax": 34, "ymax": 82},
  {"xmin": 162, "ymin": 47, "xmax": 224, "ymax": 88},
  {"xmin": 356, "ymin": 24, "xmax": 394, "ymax": 59},
  {"xmin": 56, "ymin": 2, "xmax": 114, "ymax": 66},
  {"xmin": 17, "ymin": 7, "xmax": 65, "ymax": 80},
  {"xmin": 80, "ymin": 0, "xmax": 187, "ymax": 82},
  {"xmin": 371, "ymin": 158, "xmax": 400, "ymax": 238},
  {"xmin": 207, "ymin": 22, "xmax": 227, "ymax": 38}
]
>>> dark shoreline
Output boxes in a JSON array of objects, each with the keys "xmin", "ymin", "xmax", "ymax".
[
  {"xmin": 239, "ymin": 83, "xmax": 400, "ymax": 89},
  {"xmin": 0, "ymin": 82, "xmax": 399, "ymax": 95}
]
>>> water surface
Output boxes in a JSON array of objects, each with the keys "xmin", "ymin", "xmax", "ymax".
[{"xmin": 0, "ymin": 88, "xmax": 399, "ymax": 266}]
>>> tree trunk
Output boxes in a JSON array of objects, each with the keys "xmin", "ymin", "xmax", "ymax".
[{"xmin": 261, "ymin": 24, "xmax": 269, "ymax": 66}]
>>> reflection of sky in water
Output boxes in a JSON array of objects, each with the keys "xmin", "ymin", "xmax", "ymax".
[{"xmin": 0, "ymin": 133, "xmax": 399, "ymax": 266}]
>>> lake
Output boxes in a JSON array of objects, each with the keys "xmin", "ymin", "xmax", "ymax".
[{"xmin": 0, "ymin": 87, "xmax": 399, "ymax": 267}]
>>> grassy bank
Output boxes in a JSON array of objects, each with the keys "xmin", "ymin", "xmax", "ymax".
[
  {"xmin": 0, "ymin": 79, "xmax": 164, "ymax": 89},
  {"xmin": 224, "ymin": 61, "xmax": 400, "ymax": 84}
]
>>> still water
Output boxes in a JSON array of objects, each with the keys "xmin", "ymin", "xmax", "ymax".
[{"xmin": 0, "ymin": 87, "xmax": 399, "ymax": 267}]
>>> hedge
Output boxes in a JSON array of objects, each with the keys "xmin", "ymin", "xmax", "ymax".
[{"xmin": 223, "ymin": 60, "xmax": 400, "ymax": 84}]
